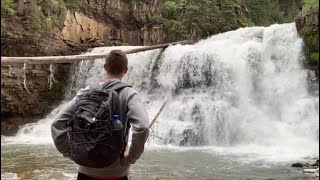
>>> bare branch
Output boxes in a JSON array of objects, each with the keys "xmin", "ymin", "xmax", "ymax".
[
  {"xmin": 48, "ymin": 64, "xmax": 56, "ymax": 89},
  {"xmin": 19, "ymin": 63, "xmax": 31, "ymax": 94},
  {"xmin": 149, "ymin": 100, "xmax": 167, "ymax": 129}
]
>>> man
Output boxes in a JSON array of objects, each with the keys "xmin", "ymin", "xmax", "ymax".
[{"xmin": 51, "ymin": 50, "xmax": 149, "ymax": 180}]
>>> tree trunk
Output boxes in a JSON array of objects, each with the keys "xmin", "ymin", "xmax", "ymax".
[{"xmin": 1, "ymin": 40, "xmax": 194, "ymax": 65}]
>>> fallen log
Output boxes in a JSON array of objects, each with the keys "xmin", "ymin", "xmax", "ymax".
[{"xmin": 1, "ymin": 40, "xmax": 194, "ymax": 65}]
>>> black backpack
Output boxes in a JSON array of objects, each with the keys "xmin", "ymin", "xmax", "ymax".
[{"xmin": 67, "ymin": 82, "xmax": 130, "ymax": 168}]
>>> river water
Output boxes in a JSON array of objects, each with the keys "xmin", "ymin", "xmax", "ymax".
[{"xmin": 1, "ymin": 23, "xmax": 319, "ymax": 180}]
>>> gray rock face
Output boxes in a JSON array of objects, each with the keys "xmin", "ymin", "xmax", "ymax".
[
  {"xmin": 306, "ymin": 70, "xmax": 319, "ymax": 96},
  {"xmin": 1, "ymin": 64, "xmax": 70, "ymax": 136},
  {"xmin": 179, "ymin": 129, "xmax": 204, "ymax": 146}
]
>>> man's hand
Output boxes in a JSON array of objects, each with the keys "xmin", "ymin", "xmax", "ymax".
[{"xmin": 120, "ymin": 145, "xmax": 130, "ymax": 167}]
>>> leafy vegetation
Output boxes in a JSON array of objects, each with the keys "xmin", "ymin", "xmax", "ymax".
[
  {"xmin": 298, "ymin": 0, "xmax": 319, "ymax": 77},
  {"xmin": 1, "ymin": 0, "xmax": 15, "ymax": 15},
  {"xmin": 302, "ymin": 25, "xmax": 319, "ymax": 76},
  {"xmin": 244, "ymin": 0, "xmax": 283, "ymax": 26},
  {"xmin": 1, "ymin": 0, "xmax": 86, "ymax": 37},
  {"xmin": 302, "ymin": 0, "xmax": 319, "ymax": 14},
  {"xmin": 63, "ymin": 0, "xmax": 86, "ymax": 10},
  {"xmin": 157, "ymin": 0, "xmax": 241, "ymax": 41},
  {"xmin": 28, "ymin": 3, "xmax": 48, "ymax": 34},
  {"xmin": 156, "ymin": 0, "xmax": 302, "ymax": 42}
]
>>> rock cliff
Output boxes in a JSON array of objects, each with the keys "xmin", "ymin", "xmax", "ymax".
[{"xmin": 295, "ymin": 7, "xmax": 319, "ymax": 78}]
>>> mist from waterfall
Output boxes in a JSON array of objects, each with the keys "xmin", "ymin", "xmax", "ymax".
[{"xmin": 2, "ymin": 23, "xmax": 318, "ymax": 163}]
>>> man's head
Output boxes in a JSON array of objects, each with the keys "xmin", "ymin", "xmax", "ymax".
[{"xmin": 104, "ymin": 50, "xmax": 128, "ymax": 77}]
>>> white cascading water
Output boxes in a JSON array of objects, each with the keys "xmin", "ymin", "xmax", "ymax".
[{"xmin": 2, "ymin": 23, "xmax": 319, "ymax": 163}]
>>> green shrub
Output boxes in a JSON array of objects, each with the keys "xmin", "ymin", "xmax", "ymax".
[
  {"xmin": 45, "ymin": 17, "xmax": 53, "ymax": 30},
  {"xmin": 160, "ymin": 0, "xmax": 241, "ymax": 41},
  {"xmin": 300, "ymin": 26, "xmax": 319, "ymax": 78},
  {"xmin": 29, "ymin": 3, "xmax": 47, "ymax": 34},
  {"xmin": 309, "ymin": 52, "xmax": 319, "ymax": 66},
  {"xmin": 300, "ymin": 26, "xmax": 319, "ymax": 52},
  {"xmin": 239, "ymin": 19, "xmax": 255, "ymax": 27},
  {"xmin": 51, "ymin": 15, "xmax": 61, "ymax": 28},
  {"xmin": 50, "ymin": 0, "xmax": 67, "ymax": 28},
  {"xmin": 63, "ymin": 0, "xmax": 86, "ymax": 9},
  {"xmin": 1, "ymin": 0, "xmax": 14, "ymax": 15},
  {"xmin": 233, "ymin": 2, "xmax": 241, "ymax": 9},
  {"xmin": 302, "ymin": 0, "xmax": 319, "ymax": 14}
]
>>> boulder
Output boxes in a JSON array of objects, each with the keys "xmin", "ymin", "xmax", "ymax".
[
  {"xmin": 18, "ymin": 171, "xmax": 30, "ymax": 179},
  {"xmin": 303, "ymin": 167, "xmax": 319, "ymax": 173},
  {"xmin": 312, "ymin": 159, "xmax": 319, "ymax": 167},
  {"xmin": 179, "ymin": 129, "xmax": 204, "ymax": 146},
  {"xmin": 292, "ymin": 163, "xmax": 304, "ymax": 168}
]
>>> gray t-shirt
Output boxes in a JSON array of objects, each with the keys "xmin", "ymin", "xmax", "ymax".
[{"xmin": 51, "ymin": 79, "xmax": 149, "ymax": 177}]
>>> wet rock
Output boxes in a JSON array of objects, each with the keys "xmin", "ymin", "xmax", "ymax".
[
  {"xmin": 291, "ymin": 160, "xmax": 317, "ymax": 168},
  {"xmin": 292, "ymin": 163, "xmax": 304, "ymax": 168},
  {"xmin": 311, "ymin": 159, "xmax": 319, "ymax": 167},
  {"xmin": 179, "ymin": 104, "xmax": 206, "ymax": 146},
  {"xmin": 179, "ymin": 129, "xmax": 204, "ymax": 146},
  {"xmin": 163, "ymin": 128, "xmax": 177, "ymax": 145},
  {"xmin": 0, "ymin": 114, "xmax": 45, "ymax": 136},
  {"xmin": 18, "ymin": 171, "xmax": 30, "ymax": 179},
  {"xmin": 1, "ymin": 122, "xmax": 19, "ymax": 136},
  {"xmin": 303, "ymin": 167, "xmax": 319, "ymax": 173},
  {"xmin": 306, "ymin": 70, "xmax": 319, "ymax": 96},
  {"xmin": 294, "ymin": 159, "xmax": 320, "ymax": 176}
]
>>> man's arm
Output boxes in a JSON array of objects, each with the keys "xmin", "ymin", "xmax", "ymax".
[
  {"xmin": 51, "ymin": 97, "xmax": 76, "ymax": 157},
  {"xmin": 51, "ymin": 87, "xmax": 89, "ymax": 157},
  {"xmin": 125, "ymin": 91, "xmax": 149, "ymax": 164}
]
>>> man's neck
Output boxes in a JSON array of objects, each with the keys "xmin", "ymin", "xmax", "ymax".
[{"xmin": 104, "ymin": 75, "xmax": 122, "ymax": 81}]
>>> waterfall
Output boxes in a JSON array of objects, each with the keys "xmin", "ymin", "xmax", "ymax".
[{"xmin": 2, "ymin": 23, "xmax": 318, "ymax": 162}]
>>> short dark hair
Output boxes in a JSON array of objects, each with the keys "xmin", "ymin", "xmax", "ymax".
[{"xmin": 104, "ymin": 50, "xmax": 128, "ymax": 75}]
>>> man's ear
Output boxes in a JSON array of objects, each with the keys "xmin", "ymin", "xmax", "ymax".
[
  {"xmin": 103, "ymin": 64, "xmax": 108, "ymax": 71},
  {"xmin": 123, "ymin": 67, "xmax": 128, "ymax": 74}
]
